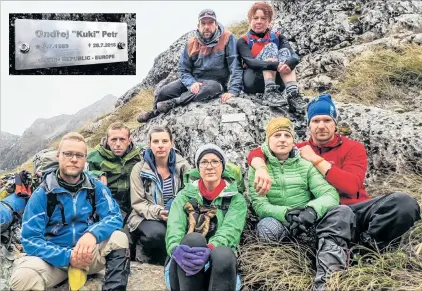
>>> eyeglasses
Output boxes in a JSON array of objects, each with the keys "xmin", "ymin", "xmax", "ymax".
[
  {"xmin": 61, "ymin": 151, "xmax": 86, "ymax": 159},
  {"xmin": 199, "ymin": 160, "xmax": 222, "ymax": 168}
]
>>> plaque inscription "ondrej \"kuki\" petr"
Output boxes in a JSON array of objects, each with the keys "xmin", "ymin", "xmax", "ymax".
[{"xmin": 15, "ymin": 19, "xmax": 128, "ymax": 70}]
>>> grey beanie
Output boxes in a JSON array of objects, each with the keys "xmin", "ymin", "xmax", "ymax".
[{"xmin": 194, "ymin": 143, "xmax": 226, "ymax": 170}]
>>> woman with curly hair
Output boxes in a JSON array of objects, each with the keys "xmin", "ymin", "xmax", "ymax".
[{"xmin": 237, "ymin": 2, "xmax": 307, "ymax": 113}]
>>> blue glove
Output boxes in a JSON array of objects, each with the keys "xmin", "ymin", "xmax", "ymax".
[{"xmin": 172, "ymin": 245, "xmax": 205, "ymax": 276}]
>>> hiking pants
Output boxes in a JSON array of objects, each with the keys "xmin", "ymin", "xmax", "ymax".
[
  {"xmin": 348, "ymin": 192, "xmax": 421, "ymax": 250},
  {"xmin": 169, "ymin": 232, "xmax": 238, "ymax": 291},
  {"xmin": 243, "ymin": 43, "xmax": 290, "ymax": 94},
  {"xmin": 154, "ymin": 79, "xmax": 223, "ymax": 114},
  {"xmin": 130, "ymin": 219, "xmax": 167, "ymax": 265},
  {"xmin": 10, "ymin": 230, "xmax": 128, "ymax": 291},
  {"xmin": 256, "ymin": 205, "xmax": 355, "ymax": 289}
]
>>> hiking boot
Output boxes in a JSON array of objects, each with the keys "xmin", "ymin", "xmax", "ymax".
[
  {"xmin": 137, "ymin": 110, "xmax": 156, "ymax": 123},
  {"xmin": 262, "ymin": 84, "xmax": 288, "ymax": 107},
  {"xmin": 286, "ymin": 91, "xmax": 307, "ymax": 114},
  {"xmin": 156, "ymin": 99, "xmax": 176, "ymax": 114}
]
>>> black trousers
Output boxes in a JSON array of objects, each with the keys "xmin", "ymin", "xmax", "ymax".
[
  {"xmin": 349, "ymin": 192, "xmax": 421, "ymax": 250},
  {"xmin": 169, "ymin": 233, "xmax": 237, "ymax": 291},
  {"xmin": 154, "ymin": 79, "xmax": 223, "ymax": 114},
  {"xmin": 130, "ymin": 220, "xmax": 167, "ymax": 265},
  {"xmin": 242, "ymin": 68, "xmax": 285, "ymax": 94}
]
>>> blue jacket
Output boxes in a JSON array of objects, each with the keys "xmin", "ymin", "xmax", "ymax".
[
  {"xmin": 179, "ymin": 23, "xmax": 243, "ymax": 95},
  {"xmin": 21, "ymin": 171, "xmax": 123, "ymax": 267}
]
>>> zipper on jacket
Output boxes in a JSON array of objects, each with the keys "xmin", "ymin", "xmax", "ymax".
[{"xmin": 72, "ymin": 192, "xmax": 80, "ymax": 246}]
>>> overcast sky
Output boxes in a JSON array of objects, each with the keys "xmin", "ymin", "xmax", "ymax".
[{"xmin": 1, "ymin": 1, "xmax": 254, "ymax": 136}]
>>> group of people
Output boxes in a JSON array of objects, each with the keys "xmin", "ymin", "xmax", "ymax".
[
  {"xmin": 6, "ymin": 2, "xmax": 421, "ymax": 291},
  {"xmin": 137, "ymin": 2, "xmax": 307, "ymax": 124}
]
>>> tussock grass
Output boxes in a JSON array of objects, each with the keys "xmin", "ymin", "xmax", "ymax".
[
  {"xmin": 83, "ymin": 88, "xmax": 154, "ymax": 148},
  {"xmin": 366, "ymin": 173, "xmax": 422, "ymax": 205},
  {"xmin": 239, "ymin": 232, "xmax": 314, "ymax": 291},
  {"xmin": 336, "ymin": 45, "xmax": 422, "ymax": 105},
  {"xmin": 227, "ymin": 20, "xmax": 249, "ymax": 39}
]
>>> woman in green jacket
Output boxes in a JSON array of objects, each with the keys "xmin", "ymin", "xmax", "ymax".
[
  {"xmin": 165, "ymin": 144, "xmax": 247, "ymax": 291},
  {"xmin": 248, "ymin": 117, "xmax": 355, "ymax": 290},
  {"xmin": 128, "ymin": 126, "xmax": 191, "ymax": 265}
]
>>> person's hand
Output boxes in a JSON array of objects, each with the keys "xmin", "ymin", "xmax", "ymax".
[
  {"xmin": 73, "ymin": 232, "xmax": 96, "ymax": 264},
  {"xmin": 190, "ymin": 82, "xmax": 202, "ymax": 94},
  {"xmin": 299, "ymin": 145, "xmax": 321, "ymax": 163},
  {"xmin": 182, "ymin": 246, "xmax": 211, "ymax": 276},
  {"xmin": 253, "ymin": 167, "xmax": 272, "ymax": 195},
  {"xmin": 277, "ymin": 63, "xmax": 292, "ymax": 74},
  {"xmin": 221, "ymin": 93, "xmax": 234, "ymax": 104},
  {"xmin": 292, "ymin": 207, "xmax": 317, "ymax": 232},
  {"xmin": 70, "ymin": 254, "xmax": 89, "ymax": 269},
  {"xmin": 190, "ymin": 246, "xmax": 211, "ymax": 263},
  {"xmin": 285, "ymin": 207, "xmax": 306, "ymax": 236},
  {"xmin": 172, "ymin": 245, "xmax": 205, "ymax": 276},
  {"xmin": 159, "ymin": 209, "xmax": 169, "ymax": 221},
  {"xmin": 100, "ymin": 175, "xmax": 107, "ymax": 186},
  {"xmin": 70, "ymin": 249, "xmax": 92, "ymax": 269}
]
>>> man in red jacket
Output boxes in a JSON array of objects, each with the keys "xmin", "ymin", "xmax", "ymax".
[{"xmin": 248, "ymin": 94, "xmax": 420, "ymax": 251}]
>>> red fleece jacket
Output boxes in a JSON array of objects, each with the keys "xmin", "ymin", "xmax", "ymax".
[{"xmin": 247, "ymin": 134, "xmax": 370, "ymax": 205}]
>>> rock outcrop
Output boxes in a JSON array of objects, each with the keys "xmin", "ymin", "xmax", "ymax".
[
  {"xmin": 0, "ymin": 94, "xmax": 117, "ymax": 171},
  {"xmin": 132, "ymin": 96, "xmax": 422, "ymax": 184}
]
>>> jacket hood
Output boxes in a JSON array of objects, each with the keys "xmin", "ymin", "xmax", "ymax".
[
  {"xmin": 184, "ymin": 178, "xmax": 238, "ymax": 199},
  {"xmin": 196, "ymin": 22, "xmax": 224, "ymax": 47},
  {"xmin": 44, "ymin": 170, "xmax": 94, "ymax": 194},
  {"xmin": 96, "ymin": 140, "xmax": 140, "ymax": 161}
]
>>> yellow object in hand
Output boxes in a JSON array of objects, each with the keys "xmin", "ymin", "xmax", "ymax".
[{"xmin": 68, "ymin": 266, "xmax": 88, "ymax": 291}]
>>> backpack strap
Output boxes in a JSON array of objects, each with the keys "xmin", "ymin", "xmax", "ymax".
[
  {"xmin": 246, "ymin": 31, "xmax": 254, "ymax": 50},
  {"xmin": 219, "ymin": 196, "xmax": 233, "ymax": 216},
  {"xmin": 85, "ymin": 186, "xmax": 97, "ymax": 222},
  {"xmin": 270, "ymin": 31, "xmax": 280, "ymax": 48},
  {"xmin": 40, "ymin": 182, "xmax": 67, "ymax": 226}
]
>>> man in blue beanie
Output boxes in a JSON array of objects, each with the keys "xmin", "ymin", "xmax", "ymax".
[{"xmin": 247, "ymin": 93, "xmax": 421, "ymax": 287}]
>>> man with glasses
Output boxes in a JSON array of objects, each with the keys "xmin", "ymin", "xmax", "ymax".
[
  {"xmin": 10, "ymin": 132, "xmax": 130, "ymax": 291},
  {"xmin": 87, "ymin": 122, "xmax": 143, "ymax": 260},
  {"xmin": 137, "ymin": 8, "xmax": 243, "ymax": 123}
]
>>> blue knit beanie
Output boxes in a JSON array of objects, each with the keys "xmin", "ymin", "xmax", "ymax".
[{"xmin": 306, "ymin": 94, "xmax": 338, "ymax": 125}]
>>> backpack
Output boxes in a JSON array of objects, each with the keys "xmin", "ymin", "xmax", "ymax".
[
  {"xmin": 245, "ymin": 30, "xmax": 280, "ymax": 50},
  {"xmin": 33, "ymin": 148, "xmax": 58, "ymax": 174}
]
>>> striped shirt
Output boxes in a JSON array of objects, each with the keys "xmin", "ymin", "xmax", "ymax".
[{"xmin": 162, "ymin": 176, "xmax": 174, "ymax": 206}]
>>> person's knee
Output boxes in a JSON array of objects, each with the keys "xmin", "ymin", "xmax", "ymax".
[
  {"xmin": 107, "ymin": 230, "xmax": 129, "ymax": 250},
  {"xmin": 10, "ymin": 267, "xmax": 44, "ymax": 291},
  {"xmin": 201, "ymin": 80, "xmax": 223, "ymax": 95},
  {"xmin": 139, "ymin": 222, "xmax": 166, "ymax": 246},
  {"xmin": 329, "ymin": 205, "xmax": 355, "ymax": 221},
  {"xmin": 210, "ymin": 246, "xmax": 236, "ymax": 273},
  {"xmin": 256, "ymin": 217, "xmax": 284, "ymax": 241},
  {"xmin": 389, "ymin": 193, "xmax": 420, "ymax": 218},
  {"xmin": 180, "ymin": 232, "xmax": 207, "ymax": 247}
]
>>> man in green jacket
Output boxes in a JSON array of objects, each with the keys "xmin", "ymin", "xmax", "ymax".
[
  {"xmin": 87, "ymin": 122, "xmax": 142, "ymax": 258},
  {"xmin": 249, "ymin": 117, "xmax": 355, "ymax": 290}
]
